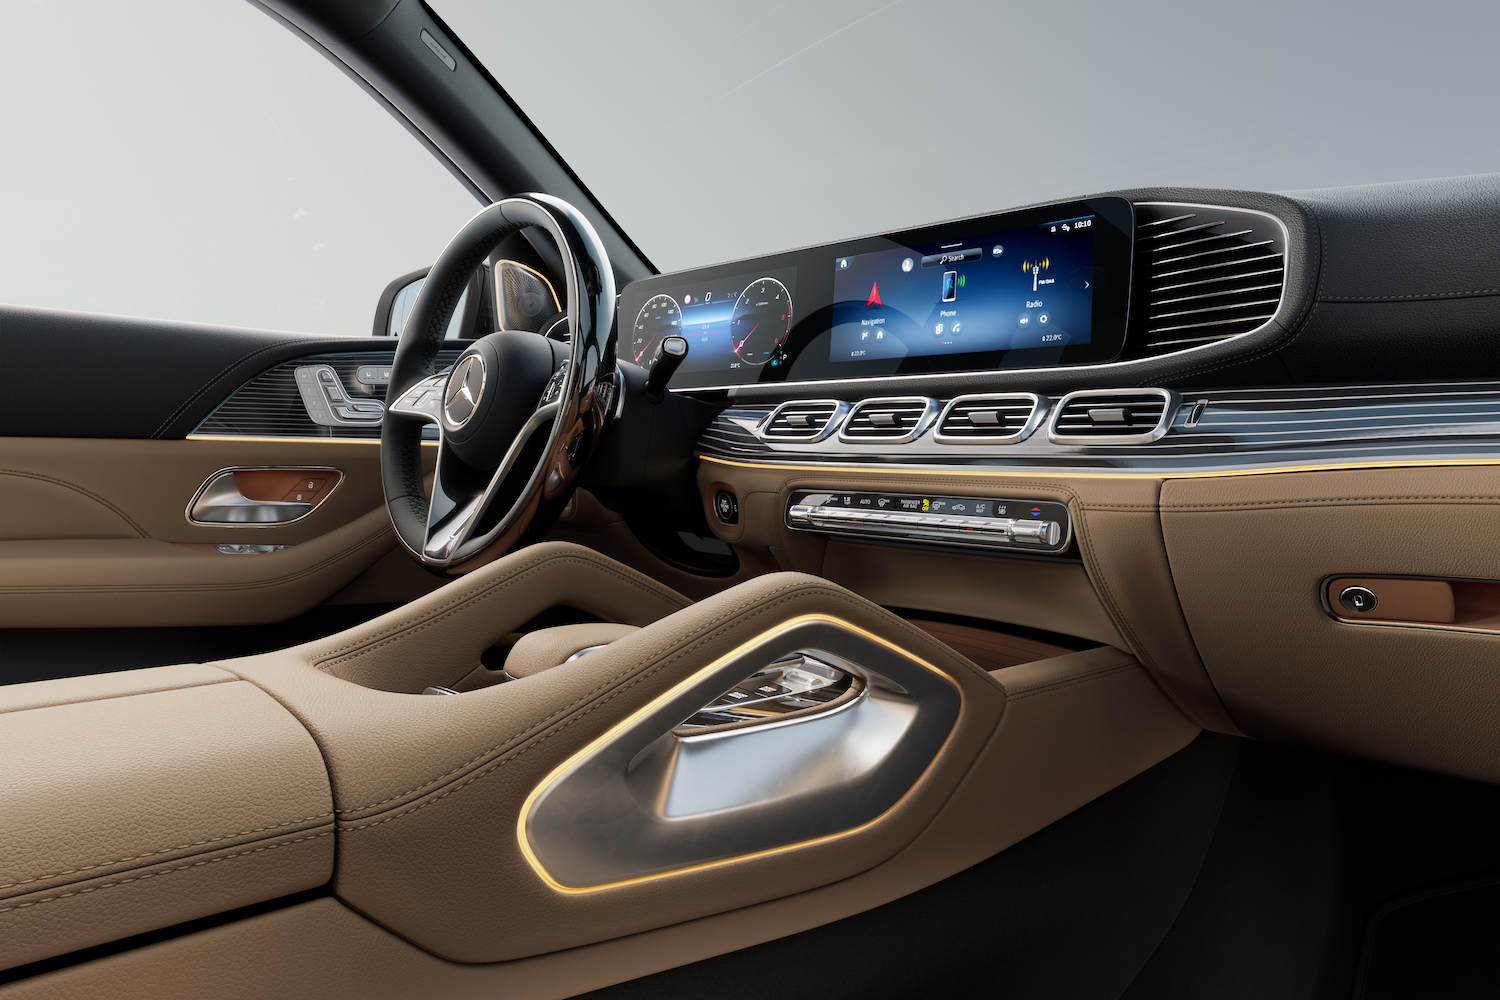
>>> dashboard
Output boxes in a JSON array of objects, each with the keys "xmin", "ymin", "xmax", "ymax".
[{"xmin": 618, "ymin": 197, "xmax": 1135, "ymax": 390}]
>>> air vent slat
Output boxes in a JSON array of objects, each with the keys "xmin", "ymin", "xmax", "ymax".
[
  {"xmin": 1154, "ymin": 252, "xmax": 1285, "ymax": 281},
  {"xmin": 1147, "ymin": 314, "xmax": 1277, "ymax": 335},
  {"xmin": 1151, "ymin": 229, "xmax": 1257, "ymax": 255},
  {"xmin": 1126, "ymin": 203, "xmax": 1289, "ymax": 358},
  {"xmin": 1152, "ymin": 283, "xmax": 1283, "ymax": 307},
  {"xmin": 934, "ymin": 394, "xmax": 1043, "ymax": 444},
  {"xmin": 1152, "ymin": 265, "xmax": 1285, "ymax": 295},
  {"xmin": 838, "ymin": 397, "xmax": 937, "ymax": 444},
  {"xmin": 759, "ymin": 400, "xmax": 846, "ymax": 441},
  {"xmin": 1145, "ymin": 220, "xmax": 1224, "ymax": 240},
  {"xmin": 1049, "ymin": 389, "xmax": 1177, "ymax": 444},
  {"xmin": 1139, "ymin": 213, "xmax": 1196, "ymax": 229},
  {"xmin": 1154, "ymin": 238, "xmax": 1274, "ymax": 267},
  {"xmin": 1150, "ymin": 298, "xmax": 1282, "ymax": 322}
]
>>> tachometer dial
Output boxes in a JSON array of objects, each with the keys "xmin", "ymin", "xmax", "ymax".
[
  {"xmin": 729, "ymin": 278, "xmax": 793, "ymax": 366},
  {"xmin": 630, "ymin": 294, "xmax": 683, "ymax": 363}
]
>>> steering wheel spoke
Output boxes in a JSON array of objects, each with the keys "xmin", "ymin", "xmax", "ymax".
[
  {"xmin": 380, "ymin": 194, "xmax": 617, "ymax": 572},
  {"xmin": 421, "ymin": 397, "xmax": 565, "ymax": 562}
]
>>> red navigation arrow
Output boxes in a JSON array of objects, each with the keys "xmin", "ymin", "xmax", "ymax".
[{"xmin": 866, "ymin": 282, "xmax": 882, "ymax": 308}]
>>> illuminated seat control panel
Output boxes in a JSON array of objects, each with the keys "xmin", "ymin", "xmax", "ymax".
[{"xmin": 785, "ymin": 491, "xmax": 1070, "ymax": 553}]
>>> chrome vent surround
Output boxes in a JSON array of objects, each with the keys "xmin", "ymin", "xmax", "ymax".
[
  {"xmin": 934, "ymin": 393, "xmax": 1046, "ymax": 444},
  {"xmin": 1048, "ymin": 388, "xmax": 1180, "ymax": 445},
  {"xmin": 838, "ymin": 397, "xmax": 939, "ymax": 444},
  {"xmin": 1130, "ymin": 203, "xmax": 1288, "ymax": 356},
  {"xmin": 758, "ymin": 399, "xmax": 849, "ymax": 442}
]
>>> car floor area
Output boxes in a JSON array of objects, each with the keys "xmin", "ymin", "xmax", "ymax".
[{"xmin": 582, "ymin": 734, "xmax": 1499, "ymax": 1000}]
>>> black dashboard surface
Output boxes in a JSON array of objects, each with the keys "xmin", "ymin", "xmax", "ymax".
[{"xmin": 6, "ymin": 175, "xmax": 1500, "ymax": 440}]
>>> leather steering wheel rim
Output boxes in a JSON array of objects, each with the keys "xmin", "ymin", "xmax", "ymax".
[{"xmin": 380, "ymin": 194, "xmax": 616, "ymax": 573}]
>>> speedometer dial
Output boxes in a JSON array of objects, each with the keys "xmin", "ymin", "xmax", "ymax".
[
  {"xmin": 630, "ymin": 294, "xmax": 683, "ymax": 363},
  {"xmin": 730, "ymin": 278, "xmax": 793, "ymax": 366}
]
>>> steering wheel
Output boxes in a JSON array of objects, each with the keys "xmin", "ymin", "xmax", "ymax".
[{"xmin": 381, "ymin": 194, "xmax": 617, "ymax": 573}]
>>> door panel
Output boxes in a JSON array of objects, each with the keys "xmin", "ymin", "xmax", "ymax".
[
  {"xmin": 0, "ymin": 437, "xmax": 434, "ymax": 627},
  {"xmin": 0, "ymin": 305, "xmax": 379, "ymax": 440}
]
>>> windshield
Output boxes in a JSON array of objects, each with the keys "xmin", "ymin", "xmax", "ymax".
[{"xmin": 436, "ymin": 0, "xmax": 1500, "ymax": 274}]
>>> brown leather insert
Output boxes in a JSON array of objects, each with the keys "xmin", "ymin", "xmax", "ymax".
[
  {"xmin": 234, "ymin": 469, "xmax": 342, "ymax": 505},
  {"xmin": 1327, "ymin": 576, "xmax": 1500, "ymax": 631}
]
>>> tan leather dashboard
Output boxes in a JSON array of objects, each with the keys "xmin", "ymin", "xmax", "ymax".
[{"xmin": 697, "ymin": 459, "xmax": 1500, "ymax": 785}]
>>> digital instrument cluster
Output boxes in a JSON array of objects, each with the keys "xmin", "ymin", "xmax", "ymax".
[
  {"xmin": 615, "ymin": 198, "xmax": 1135, "ymax": 391},
  {"xmin": 627, "ymin": 266, "xmax": 797, "ymax": 372}
]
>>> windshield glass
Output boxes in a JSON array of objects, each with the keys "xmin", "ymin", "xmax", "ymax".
[{"xmin": 436, "ymin": 0, "xmax": 1500, "ymax": 274}]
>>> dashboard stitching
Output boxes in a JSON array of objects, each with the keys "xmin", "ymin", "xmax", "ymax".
[
  {"xmin": 0, "ymin": 522, "xmax": 391, "ymax": 596},
  {"xmin": 1002, "ymin": 661, "xmax": 1140, "ymax": 700},
  {"xmin": 1162, "ymin": 495, "xmax": 1500, "ymax": 511},
  {"xmin": 334, "ymin": 583, "xmax": 994, "ymax": 821},
  {"xmin": 0, "ymin": 812, "xmax": 336, "ymax": 891},
  {"xmin": 310, "ymin": 550, "xmax": 687, "ymax": 664},
  {"xmin": 329, "ymin": 578, "xmax": 825, "ymax": 816},
  {"xmin": 0, "ymin": 470, "xmax": 150, "ymax": 538},
  {"xmin": 0, "ymin": 829, "xmax": 333, "ymax": 914},
  {"xmin": 1323, "ymin": 289, "xmax": 1500, "ymax": 301}
]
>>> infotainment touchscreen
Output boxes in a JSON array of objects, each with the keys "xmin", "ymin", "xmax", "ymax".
[
  {"xmin": 830, "ymin": 213, "xmax": 1097, "ymax": 364},
  {"xmin": 615, "ymin": 197, "xmax": 1133, "ymax": 391}
]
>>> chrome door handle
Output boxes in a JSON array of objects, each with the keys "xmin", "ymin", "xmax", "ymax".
[{"xmin": 187, "ymin": 470, "xmax": 312, "ymax": 524}]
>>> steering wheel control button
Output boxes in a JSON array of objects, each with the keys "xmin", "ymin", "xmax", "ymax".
[
  {"xmin": 714, "ymin": 490, "xmax": 739, "ymax": 524},
  {"xmin": 785, "ymin": 490, "xmax": 1070, "ymax": 553},
  {"xmin": 540, "ymin": 362, "xmax": 570, "ymax": 405},
  {"xmin": 1339, "ymin": 586, "xmax": 1379, "ymax": 614}
]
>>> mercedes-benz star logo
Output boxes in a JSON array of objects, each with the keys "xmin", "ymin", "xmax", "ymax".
[{"xmin": 444, "ymin": 354, "xmax": 486, "ymax": 428}]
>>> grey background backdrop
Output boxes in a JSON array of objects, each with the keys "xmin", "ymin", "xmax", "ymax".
[
  {"xmin": 3, "ymin": 0, "xmax": 1498, "ymax": 336},
  {"xmin": 444, "ymin": 0, "xmax": 1500, "ymax": 272}
]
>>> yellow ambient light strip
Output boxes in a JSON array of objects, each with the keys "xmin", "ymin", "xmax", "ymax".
[
  {"xmin": 515, "ymin": 612, "xmax": 960, "ymax": 894},
  {"xmin": 186, "ymin": 434, "xmax": 438, "ymax": 446},
  {"xmin": 698, "ymin": 454, "xmax": 1500, "ymax": 481}
]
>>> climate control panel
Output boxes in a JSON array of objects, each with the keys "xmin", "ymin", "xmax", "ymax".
[{"xmin": 785, "ymin": 490, "xmax": 1071, "ymax": 554}]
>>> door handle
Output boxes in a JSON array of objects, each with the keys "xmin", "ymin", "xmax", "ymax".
[{"xmin": 186, "ymin": 468, "xmax": 337, "ymax": 525}]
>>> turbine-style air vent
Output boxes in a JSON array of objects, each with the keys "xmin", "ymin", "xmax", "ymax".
[
  {"xmin": 838, "ymin": 397, "xmax": 938, "ymax": 444},
  {"xmin": 759, "ymin": 400, "xmax": 848, "ymax": 441},
  {"xmin": 934, "ymin": 393, "xmax": 1045, "ymax": 444},
  {"xmin": 1048, "ymin": 388, "xmax": 1179, "ymax": 445},
  {"xmin": 1128, "ymin": 203, "xmax": 1288, "ymax": 357}
]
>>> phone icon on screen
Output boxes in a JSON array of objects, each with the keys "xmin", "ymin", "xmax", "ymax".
[{"xmin": 942, "ymin": 270, "xmax": 957, "ymax": 302}]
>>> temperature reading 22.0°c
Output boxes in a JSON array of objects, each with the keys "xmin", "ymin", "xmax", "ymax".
[{"xmin": 730, "ymin": 277, "xmax": 793, "ymax": 366}]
